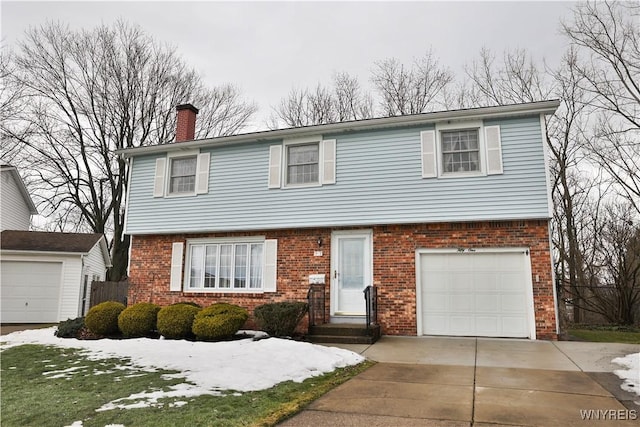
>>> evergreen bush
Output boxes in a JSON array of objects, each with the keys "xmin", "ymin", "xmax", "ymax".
[
  {"xmin": 192, "ymin": 303, "xmax": 248, "ymax": 341},
  {"xmin": 55, "ymin": 317, "xmax": 85, "ymax": 338},
  {"xmin": 85, "ymin": 301, "xmax": 126, "ymax": 336},
  {"xmin": 157, "ymin": 303, "xmax": 201, "ymax": 339},
  {"xmin": 117, "ymin": 302, "xmax": 161, "ymax": 338},
  {"xmin": 254, "ymin": 301, "xmax": 308, "ymax": 337}
]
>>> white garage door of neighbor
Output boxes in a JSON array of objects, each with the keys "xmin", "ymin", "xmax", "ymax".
[
  {"xmin": 1, "ymin": 261, "xmax": 63, "ymax": 323},
  {"xmin": 419, "ymin": 251, "xmax": 532, "ymax": 338}
]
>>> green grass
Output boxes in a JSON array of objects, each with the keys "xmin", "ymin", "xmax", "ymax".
[
  {"xmin": 568, "ymin": 326, "xmax": 640, "ymax": 344},
  {"xmin": 1, "ymin": 344, "xmax": 373, "ymax": 427}
]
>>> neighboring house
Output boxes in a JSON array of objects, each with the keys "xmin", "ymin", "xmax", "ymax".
[
  {"xmin": 121, "ymin": 101, "xmax": 561, "ymax": 340},
  {"xmin": 0, "ymin": 230, "xmax": 111, "ymax": 323},
  {"xmin": 1, "ymin": 164, "xmax": 38, "ymax": 231}
]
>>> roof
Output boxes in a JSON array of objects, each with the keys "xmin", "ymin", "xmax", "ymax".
[
  {"xmin": 0, "ymin": 165, "xmax": 38, "ymax": 214},
  {"xmin": 118, "ymin": 100, "xmax": 561, "ymax": 158},
  {"xmin": 0, "ymin": 230, "xmax": 104, "ymax": 253}
]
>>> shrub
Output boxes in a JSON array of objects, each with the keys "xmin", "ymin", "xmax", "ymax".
[
  {"xmin": 157, "ymin": 303, "xmax": 201, "ymax": 339},
  {"xmin": 85, "ymin": 301, "xmax": 126, "ymax": 336},
  {"xmin": 254, "ymin": 302, "xmax": 308, "ymax": 337},
  {"xmin": 55, "ymin": 317, "xmax": 85, "ymax": 338},
  {"xmin": 118, "ymin": 302, "xmax": 161, "ymax": 338},
  {"xmin": 171, "ymin": 301, "xmax": 201, "ymax": 308},
  {"xmin": 192, "ymin": 303, "xmax": 248, "ymax": 341}
]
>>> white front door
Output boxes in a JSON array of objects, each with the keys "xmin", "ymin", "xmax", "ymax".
[{"xmin": 331, "ymin": 230, "xmax": 372, "ymax": 316}]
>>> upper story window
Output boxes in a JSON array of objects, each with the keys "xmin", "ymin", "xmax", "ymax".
[
  {"xmin": 268, "ymin": 136, "xmax": 336, "ymax": 189},
  {"xmin": 287, "ymin": 143, "xmax": 319, "ymax": 185},
  {"xmin": 153, "ymin": 150, "xmax": 210, "ymax": 198},
  {"xmin": 169, "ymin": 156, "xmax": 197, "ymax": 194},
  {"xmin": 441, "ymin": 129, "xmax": 480, "ymax": 174},
  {"xmin": 421, "ymin": 121, "xmax": 503, "ymax": 179}
]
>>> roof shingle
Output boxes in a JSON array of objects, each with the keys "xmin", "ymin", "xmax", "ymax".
[{"xmin": 0, "ymin": 230, "xmax": 104, "ymax": 253}]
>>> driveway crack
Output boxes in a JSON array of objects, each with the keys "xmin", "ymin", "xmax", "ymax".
[{"xmin": 471, "ymin": 337, "xmax": 478, "ymax": 426}]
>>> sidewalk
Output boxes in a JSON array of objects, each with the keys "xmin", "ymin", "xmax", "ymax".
[{"xmin": 280, "ymin": 337, "xmax": 639, "ymax": 426}]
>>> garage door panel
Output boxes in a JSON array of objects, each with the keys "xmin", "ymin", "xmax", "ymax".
[
  {"xmin": 501, "ymin": 294, "xmax": 527, "ymax": 311},
  {"xmin": 423, "ymin": 293, "xmax": 449, "ymax": 311},
  {"xmin": 420, "ymin": 251, "xmax": 532, "ymax": 338},
  {"xmin": 451, "ymin": 273, "xmax": 474, "ymax": 291},
  {"xmin": 476, "ymin": 317, "xmax": 499, "ymax": 335},
  {"xmin": 422, "ymin": 272, "xmax": 449, "ymax": 290},
  {"xmin": 502, "ymin": 317, "xmax": 528, "ymax": 336},
  {"xmin": 450, "ymin": 316, "xmax": 473, "ymax": 333},
  {"xmin": 1, "ymin": 261, "xmax": 62, "ymax": 323},
  {"xmin": 454, "ymin": 294, "xmax": 474, "ymax": 311},
  {"xmin": 476, "ymin": 294, "xmax": 499, "ymax": 312},
  {"xmin": 500, "ymin": 273, "xmax": 525, "ymax": 290},
  {"xmin": 424, "ymin": 315, "xmax": 448, "ymax": 334},
  {"xmin": 475, "ymin": 273, "xmax": 499, "ymax": 291}
]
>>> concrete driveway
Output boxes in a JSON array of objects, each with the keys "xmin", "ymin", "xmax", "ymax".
[{"xmin": 281, "ymin": 337, "xmax": 640, "ymax": 426}]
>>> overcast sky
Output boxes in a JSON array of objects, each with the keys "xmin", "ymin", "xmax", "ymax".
[{"xmin": 3, "ymin": 1, "xmax": 577, "ymax": 129}]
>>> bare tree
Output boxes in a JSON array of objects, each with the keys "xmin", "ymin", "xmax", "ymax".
[
  {"xmin": 333, "ymin": 72, "xmax": 374, "ymax": 122},
  {"xmin": 563, "ymin": 0, "xmax": 640, "ymax": 213},
  {"xmin": 546, "ymin": 48, "xmax": 593, "ymax": 324},
  {"xmin": 1, "ymin": 21, "xmax": 257, "ymax": 280},
  {"xmin": 565, "ymin": 200, "xmax": 640, "ymax": 325},
  {"xmin": 463, "ymin": 47, "xmax": 553, "ymax": 106},
  {"xmin": 268, "ymin": 72, "xmax": 373, "ymax": 129},
  {"xmin": 371, "ymin": 50, "xmax": 453, "ymax": 115}
]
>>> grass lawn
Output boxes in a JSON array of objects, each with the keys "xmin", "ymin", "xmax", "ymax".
[
  {"xmin": 1, "ymin": 344, "xmax": 373, "ymax": 427},
  {"xmin": 568, "ymin": 326, "xmax": 640, "ymax": 344}
]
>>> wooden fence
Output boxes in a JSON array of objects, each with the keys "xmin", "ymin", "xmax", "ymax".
[{"xmin": 89, "ymin": 281, "xmax": 129, "ymax": 308}]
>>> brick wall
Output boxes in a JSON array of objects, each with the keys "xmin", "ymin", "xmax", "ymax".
[{"xmin": 128, "ymin": 220, "xmax": 557, "ymax": 339}]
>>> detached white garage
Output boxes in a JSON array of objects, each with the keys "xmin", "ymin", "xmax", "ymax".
[
  {"xmin": 1, "ymin": 230, "xmax": 110, "ymax": 323},
  {"xmin": 417, "ymin": 249, "xmax": 535, "ymax": 339}
]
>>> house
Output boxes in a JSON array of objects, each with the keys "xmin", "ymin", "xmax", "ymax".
[
  {"xmin": 120, "ymin": 101, "xmax": 561, "ymax": 340},
  {"xmin": 0, "ymin": 230, "xmax": 111, "ymax": 323},
  {"xmin": 1, "ymin": 164, "xmax": 38, "ymax": 231}
]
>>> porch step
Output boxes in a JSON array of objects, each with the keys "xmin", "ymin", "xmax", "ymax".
[{"xmin": 307, "ymin": 323, "xmax": 381, "ymax": 344}]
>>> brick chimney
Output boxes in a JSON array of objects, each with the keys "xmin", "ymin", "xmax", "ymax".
[{"xmin": 175, "ymin": 104, "xmax": 199, "ymax": 142}]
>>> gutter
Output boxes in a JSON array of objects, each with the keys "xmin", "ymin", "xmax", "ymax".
[{"xmin": 118, "ymin": 100, "xmax": 561, "ymax": 158}]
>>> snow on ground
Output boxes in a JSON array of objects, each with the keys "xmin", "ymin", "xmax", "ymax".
[
  {"xmin": 612, "ymin": 352, "xmax": 640, "ymax": 397},
  {"xmin": 1, "ymin": 327, "xmax": 364, "ymax": 411}
]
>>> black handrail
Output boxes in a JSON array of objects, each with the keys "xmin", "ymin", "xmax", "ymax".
[
  {"xmin": 363, "ymin": 285, "xmax": 378, "ymax": 331},
  {"xmin": 307, "ymin": 284, "xmax": 325, "ymax": 327}
]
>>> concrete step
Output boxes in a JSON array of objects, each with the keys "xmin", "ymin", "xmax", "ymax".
[
  {"xmin": 307, "ymin": 334, "xmax": 377, "ymax": 345},
  {"xmin": 308, "ymin": 323, "xmax": 381, "ymax": 344}
]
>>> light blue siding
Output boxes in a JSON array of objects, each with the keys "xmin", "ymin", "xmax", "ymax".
[{"xmin": 125, "ymin": 116, "xmax": 550, "ymax": 234}]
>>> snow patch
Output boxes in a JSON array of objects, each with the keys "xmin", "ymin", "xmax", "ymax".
[
  {"xmin": 612, "ymin": 352, "xmax": 640, "ymax": 397},
  {"xmin": 1, "ymin": 327, "xmax": 365, "ymax": 411}
]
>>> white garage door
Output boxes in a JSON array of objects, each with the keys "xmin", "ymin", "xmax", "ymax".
[
  {"xmin": 419, "ymin": 250, "xmax": 532, "ymax": 338},
  {"xmin": 1, "ymin": 261, "xmax": 63, "ymax": 323}
]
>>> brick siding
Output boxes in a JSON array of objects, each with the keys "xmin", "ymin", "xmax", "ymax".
[{"xmin": 128, "ymin": 220, "xmax": 557, "ymax": 340}]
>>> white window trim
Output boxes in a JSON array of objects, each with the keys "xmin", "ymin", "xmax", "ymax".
[
  {"xmin": 155, "ymin": 149, "xmax": 210, "ymax": 198},
  {"xmin": 282, "ymin": 135, "xmax": 323, "ymax": 189},
  {"xmin": 435, "ymin": 120, "xmax": 486, "ymax": 178},
  {"xmin": 165, "ymin": 149, "xmax": 200, "ymax": 197},
  {"xmin": 183, "ymin": 236, "xmax": 267, "ymax": 294}
]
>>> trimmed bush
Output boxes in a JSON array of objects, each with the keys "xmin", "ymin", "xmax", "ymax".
[
  {"xmin": 118, "ymin": 302, "xmax": 161, "ymax": 338},
  {"xmin": 192, "ymin": 303, "xmax": 248, "ymax": 341},
  {"xmin": 157, "ymin": 303, "xmax": 201, "ymax": 339},
  {"xmin": 254, "ymin": 302, "xmax": 308, "ymax": 337},
  {"xmin": 55, "ymin": 317, "xmax": 85, "ymax": 338},
  {"xmin": 85, "ymin": 301, "xmax": 126, "ymax": 336}
]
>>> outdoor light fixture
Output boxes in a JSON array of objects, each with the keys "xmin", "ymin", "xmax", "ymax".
[{"xmin": 317, "ymin": 236, "xmax": 323, "ymax": 247}]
